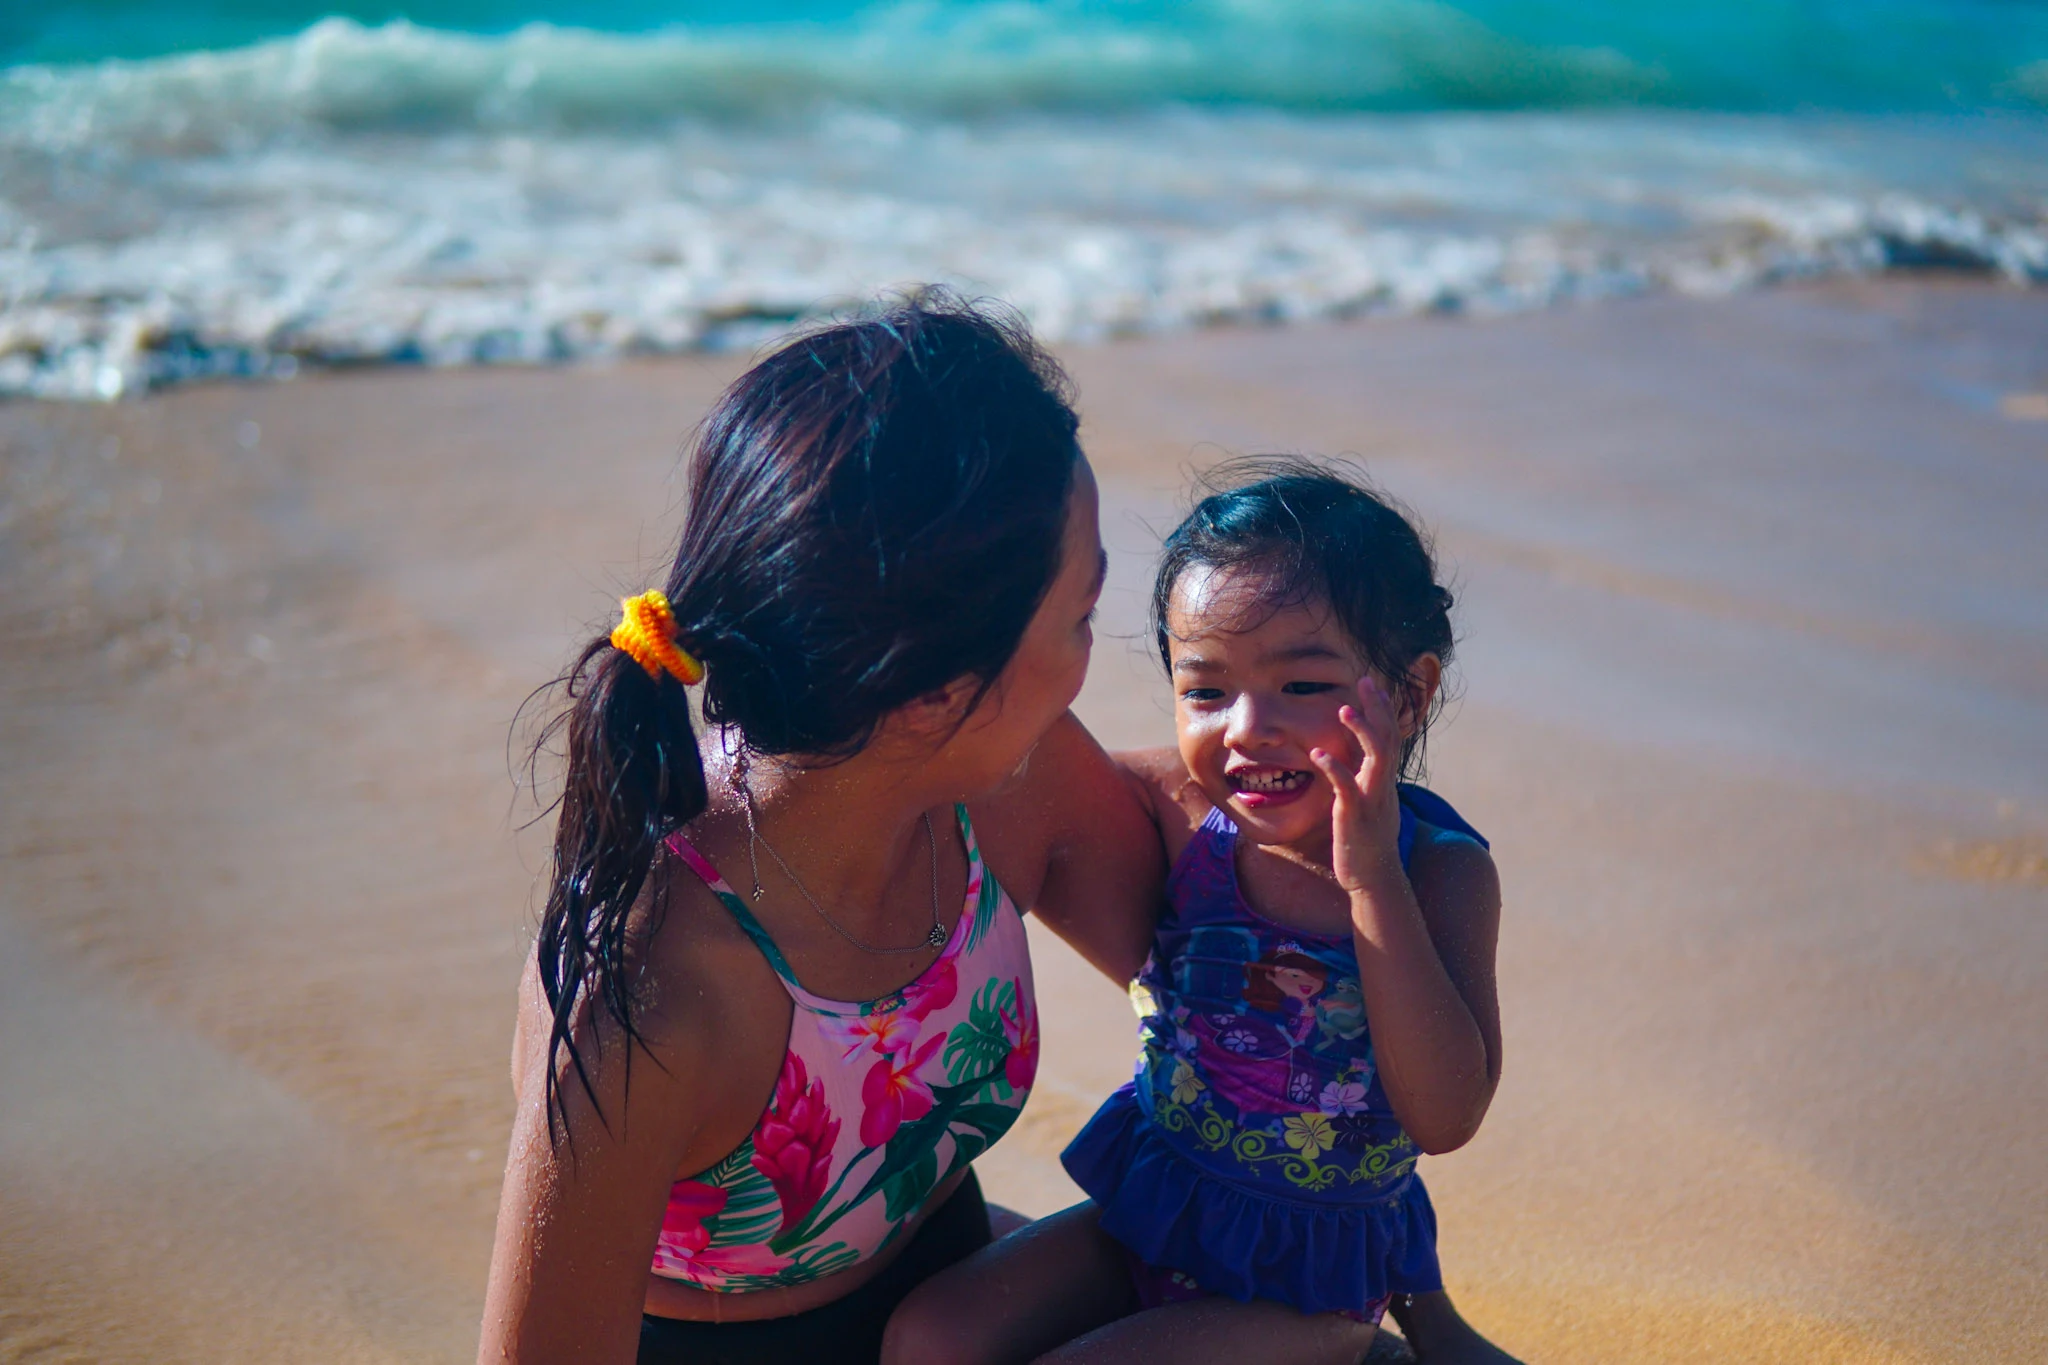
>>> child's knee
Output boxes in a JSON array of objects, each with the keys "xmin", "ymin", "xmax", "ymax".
[{"xmin": 880, "ymin": 1283, "xmax": 992, "ymax": 1365}]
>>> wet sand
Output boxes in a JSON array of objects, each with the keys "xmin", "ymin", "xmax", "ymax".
[{"xmin": 3, "ymin": 279, "xmax": 2044, "ymax": 1364}]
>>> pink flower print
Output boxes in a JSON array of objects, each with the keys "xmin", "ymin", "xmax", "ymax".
[
  {"xmin": 656, "ymin": 1181, "xmax": 726, "ymax": 1262},
  {"xmin": 825, "ymin": 1006, "xmax": 920, "ymax": 1063},
  {"xmin": 752, "ymin": 1051, "xmax": 841, "ymax": 1233},
  {"xmin": 859, "ymin": 1031, "xmax": 945, "ymax": 1147},
  {"xmin": 1001, "ymin": 988, "xmax": 1039, "ymax": 1094},
  {"xmin": 899, "ymin": 957, "xmax": 957, "ymax": 1021},
  {"xmin": 652, "ymin": 1180, "xmax": 791, "ymax": 1283},
  {"xmin": 1318, "ymin": 1078, "xmax": 1371, "ymax": 1116}
]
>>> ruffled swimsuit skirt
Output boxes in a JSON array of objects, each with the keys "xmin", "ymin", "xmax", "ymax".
[{"xmin": 1063, "ymin": 786, "xmax": 1485, "ymax": 1318}]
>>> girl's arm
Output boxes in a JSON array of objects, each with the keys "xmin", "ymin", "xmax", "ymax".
[
  {"xmin": 975, "ymin": 711, "xmax": 1166, "ymax": 985},
  {"xmin": 478, "ymin": 958, "xmax": 711, "ymax": 1365},
  {"xmin": 1309, "ymin": 679, "xmax": 1502, "ymax": 1155}
]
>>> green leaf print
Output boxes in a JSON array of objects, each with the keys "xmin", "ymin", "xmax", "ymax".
[
  {"xmin": 880, "ymin": 1147, "xmax": 941, "ymax": 1225},
  {"xmin": 943, "ymin": 978, "xmax": 1015, "ymax": 1089},
  {"xmin": 696, "ymin": 1139, "xmax": 784, "ymax": 1250},
  {"xmin": 781, "ymin": 1241, "xmax": 861, "ymax": 1284},
  {"xmin": 720, "ymin": 1241, "xmax": 861, "ymax": 1293},
  {"xmin": 941, "ymin": 1101, "xmax": 1023, "ymax": 1179},
  {"xmin": 782, "ymin": 1055, "xmax": 1023, "ymax": 1252},
  {"xmin": 843, "ymin": 1102, "xmax": 956, "ymax": 1215},
  {"xmin": 962, "ymin": 859, "xmax": 1004, "ymax": 952}
]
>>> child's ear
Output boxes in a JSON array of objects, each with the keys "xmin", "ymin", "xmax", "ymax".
[{"xmin": 1398, "ymin": 654, "xmax": 1443, "ymax": 737}]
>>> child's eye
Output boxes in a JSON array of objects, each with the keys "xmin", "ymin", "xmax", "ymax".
[
  {"xmin": 1180, "ymin": 687, "xmax": 1225, "ymax": 703},
  {"xmin": 1281, "ymin": 681, "xmax": 1337, "ymax": 695}
]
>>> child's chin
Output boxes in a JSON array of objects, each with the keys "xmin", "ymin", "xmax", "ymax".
[{"xmin": 1226, "ymin": 794, "xmax": 1328, "ymax": 845}]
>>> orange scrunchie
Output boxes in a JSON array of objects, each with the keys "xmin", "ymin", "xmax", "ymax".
[{"xmin": 610, "ymin": 590, "xmax": 704, "ymax": 686}]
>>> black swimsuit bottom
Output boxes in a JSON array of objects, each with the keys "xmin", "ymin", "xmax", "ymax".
[{"xmin": 637, "ymin": 1169, "xmax": 992, "ymax": 1365}]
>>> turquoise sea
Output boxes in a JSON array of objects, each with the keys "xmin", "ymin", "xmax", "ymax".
[{"xmin": 4, "ymin": 1, "xmax": 2046, "ymax": 398}]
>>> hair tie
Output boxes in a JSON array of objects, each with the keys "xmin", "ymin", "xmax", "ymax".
[{"xmin": 610, "ymin": 590, "xmax": 704, "ymax": 686}]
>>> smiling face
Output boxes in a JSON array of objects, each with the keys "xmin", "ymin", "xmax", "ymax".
[
  {"xmin": 1271, "ymin": 965, "xmax": 1323, "ymax": 1001},
  {"xmin": 1167, "ymin": 560, "xmax": 1426, "ymax": 853}
]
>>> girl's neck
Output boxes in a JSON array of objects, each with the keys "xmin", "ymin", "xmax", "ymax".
[
  {"xmin": 1245, "ymin": 821, "xmax": 1340, "ymax": 884},
  {"xmin": 1231, "ymin": 818, "xmax": 1353, "ymax": 937},
  {"xmin": 714, "ymin": 737, "xmax": 955, "ymax": 911}
]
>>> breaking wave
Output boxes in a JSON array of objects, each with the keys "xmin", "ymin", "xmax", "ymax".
[{"xmin": 3, "ymin": 6, "xmax": 2046, "ymax": 399}]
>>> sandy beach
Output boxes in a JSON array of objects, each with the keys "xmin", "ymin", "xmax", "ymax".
[{"xmin": 3, "ymin": 278, "xmax": 2045, "ymax": 1364}]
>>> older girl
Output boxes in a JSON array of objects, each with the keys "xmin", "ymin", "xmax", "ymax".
[{"xmin": 477, "ymin": 296, "xmax": 1160, "ymax": 1365}]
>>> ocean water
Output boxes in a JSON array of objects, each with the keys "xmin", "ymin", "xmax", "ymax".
[{"xmin": 3, "ymin": 1, "xmax": 2046, "ymax": 399}]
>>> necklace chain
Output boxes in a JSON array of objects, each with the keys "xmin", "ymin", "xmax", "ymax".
[{"xmin": 740, "ymin": 783, "xmax": 948, "ymax": 956}]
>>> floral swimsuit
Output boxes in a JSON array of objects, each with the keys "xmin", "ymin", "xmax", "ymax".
[
  {"xmin": 1062, "ymin": 785, "xmax": 1488, "ymax": 1320},
  {"xmin": 652, "ymin": 805, "xmax": 1038, "ymax": 1293}
]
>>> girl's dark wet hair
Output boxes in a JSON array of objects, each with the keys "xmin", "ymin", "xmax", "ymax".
[
  {"xmin": 1151, "ymin": 456, "xmax": 1454, "ymax": 778},
  {"xmin": 532, "ymin": 291, "xmax": 1081, "ymax": 1138}
]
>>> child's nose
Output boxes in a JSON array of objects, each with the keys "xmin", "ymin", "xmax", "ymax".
[{"xmin": 1223, "ymin": 694, "xmax": 1281, "ymax": 747}]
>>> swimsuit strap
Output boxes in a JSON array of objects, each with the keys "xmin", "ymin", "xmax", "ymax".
[
  {"xmin": 664, "ymin": 830, "xmax": 804, "ymax": 992},
  {"xmin": 1393, "ymin": 781, "xmax": 1490, "ymax": 850},
  {"xmin": 664, "ymin": 802, "xmax": 982, "ymax": 999},
  {"xmin": 1167, "ymin": 804, "xmax": 1230, "ymax": 879},
  {"xmin": 953, "ymin": 801, "xmax": 984, "ymax": 878}
]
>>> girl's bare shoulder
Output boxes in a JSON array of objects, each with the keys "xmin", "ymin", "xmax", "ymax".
[
  {"xmin": 1112, "ymin": 746, "xmax": 1211, "ymax": 862},
  {"xmin": 516, "ymin": 857, "xmax": 779, "ymax": 1071},
  {"xmin": 1406, "ymin": 818, "xmax": 1501, "ymax": 930}
]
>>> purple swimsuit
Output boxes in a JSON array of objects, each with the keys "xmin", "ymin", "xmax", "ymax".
[{"xmin": 1062, "ymin": 785, "xmax": 1486, "ymax": 1319}]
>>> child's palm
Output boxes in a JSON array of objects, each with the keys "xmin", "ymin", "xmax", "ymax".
[{"xmin": 1309, "ymin": 677, "xmax": 1404, "ymax": 893}]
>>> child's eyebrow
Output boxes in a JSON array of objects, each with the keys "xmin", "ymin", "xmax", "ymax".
[
  {"xmin": 1090, "ymin": 549, "xmax": 1108, "ymax": 595},
  {"xmin": 1171, "ymin": 655, "xmax": 1222, "ymax": 675},
  {"xmin": 1261, "ymin": 642, "xmax": 1345, "ymax": 664}
]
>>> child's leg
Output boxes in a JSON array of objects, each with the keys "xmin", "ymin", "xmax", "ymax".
[
  {"xmin": 1038, "ymin": 1295, "xmax": 1378, "ymax": 1365},
  {"xmin": 1387, "ymin": 1291, "xmax": 1523, "ymax": 1365},
  {"xmin": 881, "ymin": 1202, "xmax": 1137, "ymax": 1365},
  {"xmin": 987, "ymin": 1201, "xmax": 1032, "ymax": 1239}
]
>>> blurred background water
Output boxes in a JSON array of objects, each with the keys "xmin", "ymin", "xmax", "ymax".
[{"xmin": 4, "ymin": 0, "xmax": 2046, "ymax": 399}]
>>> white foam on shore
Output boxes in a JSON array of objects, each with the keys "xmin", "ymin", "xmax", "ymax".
[{"xmin": 3, "ymin": 94, "xmax": 2045, "ymax": 399}]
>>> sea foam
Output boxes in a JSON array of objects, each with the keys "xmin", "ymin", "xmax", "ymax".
[{"xmin": 2, "ymin": 15, "xmax": 2046, "ymax": 400}]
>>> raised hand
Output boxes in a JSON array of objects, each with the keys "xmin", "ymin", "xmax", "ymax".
[{"xmin": 1307, "ymin": 675, "xmax": 1406, "ymax": 895}]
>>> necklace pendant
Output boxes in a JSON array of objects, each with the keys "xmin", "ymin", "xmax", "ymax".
[
  {"xmin": 751, "ymin": 884, "xmax": 765, "ymax": 902},
  {"xmin": 927, "ymin": 923, "xmax": 948, "ymax": 949}
]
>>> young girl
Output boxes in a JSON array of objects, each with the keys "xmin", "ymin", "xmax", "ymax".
[{"xmin": 885, "ymin": 461, "xmax": 1517, "ymax": 1365}]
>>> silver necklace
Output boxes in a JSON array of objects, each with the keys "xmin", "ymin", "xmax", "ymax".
[{"xmin": 739, "ymin": 783, "xmax": 948, "ymax": 955}]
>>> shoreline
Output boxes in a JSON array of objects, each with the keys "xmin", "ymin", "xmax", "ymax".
[
  {"xmin": 13, "ymin": 268, "xmax": 2048, "ymax": 406},
  {"xmin": 3, "ymin": 277, "xmax": 2044, "ymax": 1363}
]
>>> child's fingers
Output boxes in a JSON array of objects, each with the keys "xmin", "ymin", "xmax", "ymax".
[
  {"xmin": 1308, "ymin": 746, "xmax": 1359, "ymax": 800},
  {"xmin": 1336, "ymin": 703, "xmax": 1392, "ymax": 765},
  {"xmin": 1355, "ymin": 674, "xmax": 1401, "ymax": 726}
]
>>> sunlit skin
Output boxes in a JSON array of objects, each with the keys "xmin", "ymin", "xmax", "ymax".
[
  {"xmin": 881, "ymin": 561, "xmax": 1515, "ymax": 1365},
  {"xmin": 1166, "ymin": 564, "xmax": 1426, "ymax": 893},
  {"xmin": 1162, "ymin": 561, "xmax": 1494, "ymax": 1154},
  {"xmin": 477, "ymin": 460, "xmax": 1178, "ymax": 1365}
]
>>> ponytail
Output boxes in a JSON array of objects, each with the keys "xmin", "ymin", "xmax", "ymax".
[
  {"xmin": 533, "ymin": 637, "xmax": 706, "ymax": 1141},
  {"xmin": 525, "ymin": 289, "xmax": 1081, "ymax": 1144}
]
